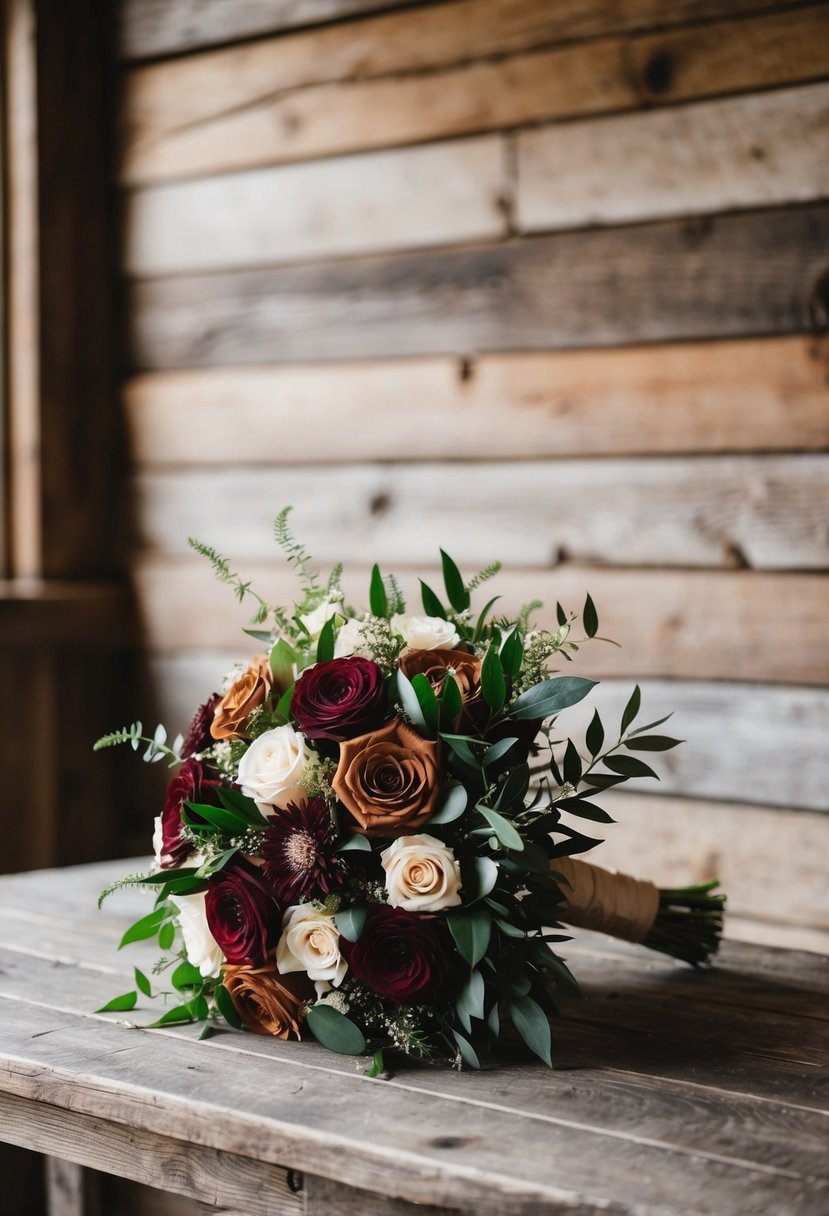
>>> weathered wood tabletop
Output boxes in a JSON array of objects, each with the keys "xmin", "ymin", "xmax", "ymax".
[{"xmin": 0, "ymin": 859, "xmax": 826, "ymax": 1216}]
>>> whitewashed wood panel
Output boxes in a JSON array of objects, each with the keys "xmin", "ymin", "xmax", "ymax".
[
  {"xmin": 120, "ymin": 9, "xmax": 829, "ymax": 187},
  {"xmin": 133, "ymin": 456, "xmax": 829, "ymax": 571},
  {"xmin": 123, "ymin": 137, "xmax": 505, "ymax": 276},
  {"xmin": 123, "ymin": 338, "xmax": 829, "ymax": 464},
  {"xmin": 132, "ymin": 558, "xmax": 829, "ymax": 685},
  {"xmin": 143, "ymin": 657, "xmax": 829, "ymax": 811},
  {"xmin": 516, "ymin": 83, "xmax": 829, "ymax": 234}
]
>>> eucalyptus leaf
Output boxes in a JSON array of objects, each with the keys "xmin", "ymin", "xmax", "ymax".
[
  {"xmin": 396, "ymin": 669, "xmax": 427, "ymax": 730},
  {"xmin": 477, "ymin": 805, "xmax": 523, "ymax": 852},
  {"xmin": 428, "ymin": 782, "xmax": 468, "ymax": 825},
  {"xmin": 337, "ymin": 833, "xmax": 372, "ymax": 853},
  {"xmin": 307, "ymin": 1005, "xmax": 366, "ymax": 1056},
  {"xmin": 465, "ymin": 855, "xmax": 498, "ymax": 902},
  {"xmin": 451, "ymin": 1028, "xmax": 481, "ymax": 1069},
  {"xmin": 447, "ymin": 909, "xmax": 491, "ymax": 968},
  {"xmin": 508, "ymin": 994, "xmax": 552, "ymax": 1067},
  {"xmin": 334, "ymin": 905, "xmax": 368, "ymax": 943},
  {"xmin": 510, "ymin": 676, "xmax": 596, "ymax": 722},
  {"xmin": 483, "ymin": 736, "xmax": 518, "ymax": 768},
  {"xmin": 456, "ymin": 968, "xmax": 486, "ymax": 1022}
]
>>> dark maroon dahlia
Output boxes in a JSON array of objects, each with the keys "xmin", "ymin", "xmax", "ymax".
[
  {"xmin": 291, "ymin": 657, "xmax": 386, "ymax": 742},
  {"xmin": 205, "ymin": 857, "xmax": 279, "ymax": 968},
  {"xmin": 262, "ymin": 799, "xmax": 343, "ymax": 905},
  {"xmin": 181, "ymin": 692, "xmax": 221, "ymax": 758},
  {"xmin": 344, "ymin": 906, "xmax": 452, "ymax": 1005},
  {"xmin": 160, "ymin": 758, "xmax": 218, "ymax": 870}
]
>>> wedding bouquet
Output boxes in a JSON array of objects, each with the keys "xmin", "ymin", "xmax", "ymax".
[{"xmin": 96, "ymin": 509, "xmax": 724, "ymax": 1070}]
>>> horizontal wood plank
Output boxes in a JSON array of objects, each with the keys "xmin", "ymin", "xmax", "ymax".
[
  {"xmin": 123, "ymin": 337, "xmax": 829, "ymax": 464},
  {"xmin": 133, "ymin": 455, "xmax": 829, "ymax": 572},
  {"xmin": 516, "ymin": 83, "xmax": 829, "ymax": 234},
  {"xmin": 120, "ymin": 0, "xmax": 807, "ymax": 136},
  {"xmin": 121, "ymin": 11, "xmax": 829, "ymax": 186},
  {"xmin": 0, "ymin": 581, "xmax": 131, "ymax": 646},
  {"xmin": 124, "ymin": 136, "xmax": 505, "ymax": 276},
  {"xmin": 118, "ymin": 0, "xmax": 423, "ymax": 60},
  {"xmin": 132, "ymin": 558, "xmax": 829, "ymax": 684},
  {"xmin": 127, "ymin": 204, "xmax": 829, "ymax": 366}
]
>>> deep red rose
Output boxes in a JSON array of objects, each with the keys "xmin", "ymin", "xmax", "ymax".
[
  {"xmin": 345, "ymin": 906, "xmax": 452, "ymax": 1005},
  {"xmin": 205, "ymin": 857, "xmax": 279, "ymax": 968},
  {"xmin": 181, "ymin": 693, "xmax": 221, "ymax": 758},
  {"xmin": 160, "ymin": 758, "xmax": 218, "ymax": 870},
  {"xmin": 291, "ymin": 657, "xmax": 386, "ymax": 741}
]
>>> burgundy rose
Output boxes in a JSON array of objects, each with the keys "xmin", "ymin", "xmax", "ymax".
[
  {"xmin": 160, "ymin": 758, "xmax": 218, "ymax": 870},
  {"xmin": 205, "ymin": 857, "xmax": 279, "ymax": 968},
  {"xmin": 345, "ymin": 906, "xmax": 452, "ymax": 1005},
  {"xmin": 181, "ymin": 692, "xmax": 221, "ymax": 758},
  {"xmin": 262, "ymin": 798, "xmax": 343, "ymax": 905},
  {"xmin": 291, "ymin": 657, "xmax": 386, "ymax": 742}
]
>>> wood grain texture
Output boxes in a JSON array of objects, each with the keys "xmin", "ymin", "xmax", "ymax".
[
  {"xmin": 122, "ymin": 337, "xmax": 829, "ymax": 464},
  {"xmin": 516, "ymin": 83, "xmax": 829, "ymax": 233},
  {"xmin": 127, "ymin": 204, "xmax": 829, "ymax": 367},
  {"xmin": 120, "ymin": 0, "xmax": 807, "ymax": 137},
  {"xmin": 0, "ymin": 581, "xmax": 130, "ymax": 645},
  {"xmin": 124, "ymin": 136, "xmax": 506, "ymax": 275},
  {"xmin": 120, "ymin": 9, "xmax": 829, "ymax": 186},
  {"xmin": 118, "ymin": 0, "xmax": 422, "ymax": 59},
  {"xmin": 133, "ymin": 455, "xmax": 829, "ymax": 572},
  {"xmin": 0, "ymin": 996, "xmax": 826, "ymax": 1216}
]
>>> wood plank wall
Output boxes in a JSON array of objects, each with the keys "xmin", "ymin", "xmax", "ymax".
[{"xmin": 117, "ymin": 0, "xmax": 829, "ymax": 953}]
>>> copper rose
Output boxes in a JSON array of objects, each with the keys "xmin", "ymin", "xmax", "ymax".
[
  {"xmin": 211, "ymin": 654, "xmax": 273, "ymax": 741},
  {"xmin": 222, "ymin": 959, "xmax": 313, "ymax": 1039},
  {"xmin": 332, "ymin": 716, "xmax": 440, "ymax": 838},
  {"xmin": 398, "ymin": 648, "xmax": 482, "ymax": 711}
]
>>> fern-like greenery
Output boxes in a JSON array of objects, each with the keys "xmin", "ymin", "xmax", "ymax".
[
  {"xmin": 465, "ymin": 561, "xmax": 502, "ymax": 595},
  {"xmin": 273, "ymin": 507, "xmax": 325, "ymax": 611}
]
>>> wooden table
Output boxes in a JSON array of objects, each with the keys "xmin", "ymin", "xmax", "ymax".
[{"xmin": 0, "ymin": 859, "xmax": 826, "ymax": 1216}]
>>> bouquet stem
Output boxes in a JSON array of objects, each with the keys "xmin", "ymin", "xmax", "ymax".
[{"xmin": 552, "ymin": 857, "xmax": 725, "ymax": 967}]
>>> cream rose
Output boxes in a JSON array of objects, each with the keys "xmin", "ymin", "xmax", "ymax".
[
  {"xmin": 381, "ymin": 834, "xmax": 463, "ymax": 912},
  {"xmin": 276, "ymin": 904, "xmax": 347, "ymax": 987},
  {"xmin": 333, "ymin": 617, "xmax": 372, "ymax": 660},
  {"xmin": 300, "ymin": 598, "xmax": 344, "ymax": 641},
  {"xmin": 392, "ymin": 614, "xmax": 459, "ymax": 651},
  {"xmin": 169, "ymin": 892, "xmax": 225, "ymax": 979},
  {"xmin": 237, "ymin": 724, "xmax": 311, "ymax": 814}
]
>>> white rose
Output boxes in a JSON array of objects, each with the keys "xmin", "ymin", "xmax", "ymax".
[
  {"xmin": 381, "ymin": 834, "xmax": 463, "ymax": 912},
  {"xmin": 333, "ymin": 617, "xmax": 372, "ymax": 659},
  {"xmin": 392, "ymin": 614, "xmax": 459, "ymax": 651},
  {"xmin": 169, "ymin": 892, "xmax": 225, "ymax": 979},
  {"xmin": 300, "ymin": 598, "xmax": 344, "ymax": 641},
  {"xmin": 237, "ymin": 725, "xmax": 311, "ymax": 814},
  {"xmin": 152, "ymin": 816, "xmax": 164, "ymax": 868},
  {"xmin": 276, "ymin": 904, "xmax": 347, "ymax": 987}
]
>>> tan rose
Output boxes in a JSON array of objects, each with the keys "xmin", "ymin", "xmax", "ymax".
[
  {"xmin": 332, "ymin": 716, "xmax": 440, "ymax": 838},
  {"xmin": 381, "ymin": 834, "xmax": 462, "ymax": 912},
  {"xmin": 222, "ymin": 958, "xmax": 313, "ymax": 1039},
  {"xmin": 211, "ymin": 654, "xmax": 273, "ymax": 741},
  {"xmin": 398, "ymin": 648, "xmax": 483, "ymax": 724}
]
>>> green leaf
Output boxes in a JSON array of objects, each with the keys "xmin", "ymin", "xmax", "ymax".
[
  {"xmin": 215, "ymin": 786, "xmax": 266, "ymax": 825},
  {"xmin": 183, "ymin": 800, "xmax": 251, "ymax": 835},
  {"xmin": 604, "ymin": 754, "xmax": 659, "ymax": 780},
  {"xmin": 624, "ymin": 735, "xmax": 683, "ymax": 751},
  {"xmin": 428, "ymin": 782, "xmax": 467, "ymax": 825},
  {"xmin": 194, "ymin": 847, "xmax": 241, "ymax": 880},
  {"xmin": 620, "ymin": 684, "xmax": 641, "ymax": 734},
  {"xmin": 448, "ymin": 909, "xmax": 491, "ymax": 968},
  {"xmin": 562, "ymin": 739, "xmax": 582, "ymax": 786},
  {"xmin": 369, "ymin": 564, "xmax": 388, "ymax": 618},
  {"xmin": 243, "ymin": 628, "xmax": 273, "ymax": 642},
  {"xmin": 494, "ymin": 762, "xmax": 530, "ymax": 813},
  {"xmin": 172, "ymin": 960, "xmax": 204, "ymax": 991},
  {"xmin": 481, "ymin": 644, "xmax": 506, "ymax": 712},
  {"xmin": 439, "ymin": 671, "xmax": 463, "ymax": 726},
  {"xmin": 316, "ymin": 617, "xmax": 335, "ymax": 663},
  {"xmin": 187, "ymin": 994, "xmax": 209, "ymax": 1020},
  {"xmin": 215, "ymin": 982, "xmax": 242, "ymax": 1029},
  {"xmin": 473, "ymin": 594, "xmax": 500, "ymax": 642},
  {"xmin": 158, "ymin": 921, "xmax": 175, "ymax": 951},
  {"xmin": 419, "ymin": 580, "xmax": 446, "ymax": 619},
  {"xmin": 96, "ymin": 990, "xmax": 137, "ymax": 1013},
  {"xmin": 440, "ymin": 549, "xmax": 470, "ymax": 612},
  {"xmin": 119, "ymin": 907, "xmax": 166, "ymax": 949},
  {"xmin": 270, "ymin": 638, "xmax": 296, "ymax": 690},
  {"xmin": 396, "ymin": 669, "xmax": 427, "ymax": 731},
  {"xmin": 510, "ymin": 676, "xmax": 597, "ymax": 721},
  {"xmin": 495, "ymin": 918, "xmax": 525, "ymax": 939},
  {"xmin": 556, "ymin": 601, "xmax": 568, "ymax": 627},
  {"xmin": 307, "ymin": 1005, "xmax": 366, "ymax": 1056},
  {"xmin": 456, "ymin": 968, "xmax": 485, "ymax": 1023},
  {"xmin": 558, "ymin": 797, "xmax": 614, "ymax": 824},
  {"xmin": 366, "ymin": 1049, "xmax": 386, "ymax": 1079},
  {"xmin": 451, "ymin": 1027, "xmax": 481, "ymax": 1069},
  {"xmin": 338, "ymin": 833, "xmax": 372, "ymax": 852},
  {"xmin": 440, "ymin": 732, "xmax": 479, "ymax": 768},
  {"xmin": 334, "ymin": 905, "xmax": 367, "ymax": 942},
  {"xmin": 134, "ymin": 967, "xmax": 152, "ymax": 998},
  {"xmin": 477, "ymin": 805, "xmax": 523, "ymax": 852},
  {"xmin": 411, "ymin": 672, "xmax": 440, "ymax": 735},
  {"xmin": 499, "ymin": 628, "xmax": 524, "ymax": 679},
  {"xmin": 508, "ymin": 994, "xmax": 552, "ymax": 1067},
  {"xmin": 585, "ymin": 709, "xmax": 604, "ymax": 758},
  {"xmin": 483, "ymin": 736, "xmax": 518, "ymax": 768},
  {"xmin": 464, "ymin": 855, "xmax": 499, "ymax": 902},
  {"xmin": 275, "ymin": 684, "xmax": 295, "ymax": 721},
  {"xmin": 627, "ymin": 712, "xmax": 673, "ymax": 737},
  {"xmin": 146, "ymin": 1003, "xmax": 198, "ymax": 1028},
  {"xmin": 583, "ymin": 593, "xmax": 598, "ymax": 639}
]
